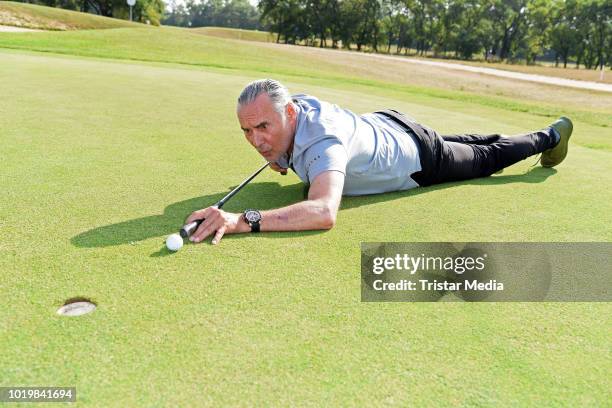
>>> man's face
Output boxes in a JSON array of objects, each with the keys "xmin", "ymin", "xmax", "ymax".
[{"xmin": 237, "ymin": 93, "xmax": 296, "ymax": 162}]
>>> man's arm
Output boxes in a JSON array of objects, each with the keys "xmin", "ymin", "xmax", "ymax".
[
  {"xmin": 186, "ymin": 170, "xmax": 345, "ymax": 244},
  {"xmin": 260, "ymin": 170, "xmax": 344, "ymax": 231}
]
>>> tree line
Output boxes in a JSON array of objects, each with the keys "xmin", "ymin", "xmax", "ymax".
[
  {"xmin": 163, "ymin": 0, "xmax": 260, "ymax": 29},
  {"xmin": 258, "ymin": 0, "xmax": 611, "ymax": 68}
]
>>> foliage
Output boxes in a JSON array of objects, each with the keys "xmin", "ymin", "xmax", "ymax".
[
  {"xmin": 163, "ymin": 0, "xmax": 260, "ymax": 29},
  {"xmin": 258, "ymin": 0, "xmax": 611, "ymax": 67}
]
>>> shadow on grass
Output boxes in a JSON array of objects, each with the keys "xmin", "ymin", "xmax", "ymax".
[
  {"xmin": 72, "ymin": 167, "xmax": 556, "ymax": 248},
  {"xmin": 71, "ymin": 181, "xmax": 307, "ymax": 248},
  {"xmin": 150, "ymin": 247, "xmax": 175, "ymax": 258},
  {"xmin": 341, "ymin": 167, "xmax": 557, "ymax": 209}
]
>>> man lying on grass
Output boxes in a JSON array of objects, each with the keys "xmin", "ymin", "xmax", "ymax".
[{"xmin": 186, "ymin": 79, "xmax": 573, "ymax": 244}]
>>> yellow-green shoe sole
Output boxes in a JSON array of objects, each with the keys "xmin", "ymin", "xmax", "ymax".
[{"xmin": 541, "ymin": 117, "xmax": 573, "ymax": 168}]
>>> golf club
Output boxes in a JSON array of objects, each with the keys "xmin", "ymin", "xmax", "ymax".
[{"xmin": 179, "ymin": 162, "xmax": 271, "ymax": 238}]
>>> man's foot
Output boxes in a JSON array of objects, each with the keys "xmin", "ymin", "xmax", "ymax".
[{"xmin": 541, "ymin": 117, "xmax": 573, "ymax": 168}]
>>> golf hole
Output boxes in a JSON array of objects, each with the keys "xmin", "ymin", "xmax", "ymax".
[{"xmin": 57, "ymin": 297, "xmax": 97, "ymax": 317}]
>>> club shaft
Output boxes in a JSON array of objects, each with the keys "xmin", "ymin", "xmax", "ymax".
[
  {"xmin": 179, "ymin": 162, "xmax": 270, "ymax": 238},
  {"xmin": 215, "ymin": 162, "xmax": 270, "ymax": 209}
]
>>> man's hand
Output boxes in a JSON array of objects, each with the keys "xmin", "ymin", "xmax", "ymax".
[
  {"xmin": 184, "ymin": 171, "xmax": 344, "ymax": 247},
  {"xmin": 269, "ymin": 162, "xmax": 288, "ymax": 175},
  {"xmin": 185, "ymin": 207, "xmax": 248, "ymax": 245}
]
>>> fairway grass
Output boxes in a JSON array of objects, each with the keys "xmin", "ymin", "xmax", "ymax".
[
  {"xmin": 1, "ymin": 37, "xmax": 611, "ymax": 406},
  {"xmin": 186, "ymin": 25, "xmax": 611, "ymax": 85},
  {"xmin": 190, "ymin": 26, "xmax": 275, "ymax": 43},
  {"xmin": 0, "ymin": 1, "xmax": 142, "ymax": 30},
  {"xmin": 0, "ymin": 27, "xmax": 610, "ymax": 133}
]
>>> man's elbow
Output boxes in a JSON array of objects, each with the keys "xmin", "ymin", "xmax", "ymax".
[
  {"xmin": 320, "ymin": 214, "xmax": 336, "ymax": 230},
  {"xmin": 318, "ymin": 204, "xmax": 337, "ymax": 230}
]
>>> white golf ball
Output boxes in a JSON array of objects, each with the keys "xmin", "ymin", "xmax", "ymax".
[{"xmin": 166, "ymin": 233, "xmax": 183, "ymax": 251}]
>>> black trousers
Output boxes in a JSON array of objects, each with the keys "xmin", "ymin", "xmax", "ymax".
[
  {"xmin": 432, "ymin": 130, "xmax": 557, "ymax": 184},
  {"xmin": 376, "ymin": 110, "xmax": 558, "ymax": 187}
]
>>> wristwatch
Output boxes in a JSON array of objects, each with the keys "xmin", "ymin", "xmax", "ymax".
[{"xmin": 243, "ymin": 209, "xmax": 262, "ymax": 233}]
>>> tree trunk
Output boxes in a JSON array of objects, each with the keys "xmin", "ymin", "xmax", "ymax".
[
  {"xmin": 500, "ymin": 31, "xmax": 509, "ymax": 60},
  {"xmin": 97, "ymin": 0, "xmax": 113, "ymax": 17}
]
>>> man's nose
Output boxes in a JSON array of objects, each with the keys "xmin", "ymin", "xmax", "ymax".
[{"xmin": 252, "ymin": 131, "xmax": 264, "ymax": 147}]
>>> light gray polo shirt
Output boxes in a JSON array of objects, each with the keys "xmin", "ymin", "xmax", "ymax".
[{"xmin": 275, "ymin": 94, "xmax": 421, "ymax": 196}]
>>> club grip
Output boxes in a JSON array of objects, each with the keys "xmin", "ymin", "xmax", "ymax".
[{"xmin": 180, "ymin": 219, "xmax": 204, "ymax": 238}]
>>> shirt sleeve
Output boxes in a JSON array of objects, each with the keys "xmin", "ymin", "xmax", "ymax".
[{"xmin": 302, "ymin": 138, "xmax": 348, "ymax": 183}]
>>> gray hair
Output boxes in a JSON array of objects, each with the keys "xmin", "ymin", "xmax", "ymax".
[{"xmin": 237, "ymin": 79, "xmax": 292, "ymax": 116}]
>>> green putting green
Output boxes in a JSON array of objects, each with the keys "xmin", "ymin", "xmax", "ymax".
[{"xmin": 0, "ymin": 26, "xmax": 610, "ymax": 406}]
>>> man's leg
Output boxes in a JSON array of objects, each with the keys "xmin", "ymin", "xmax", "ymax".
[
  {"xmin": 434, "ymin": 128, "xmax": 559, "ymax": 183},
  {"xmin": 441, "ymin": 134, "xmax": 501, "ymax": 145}
]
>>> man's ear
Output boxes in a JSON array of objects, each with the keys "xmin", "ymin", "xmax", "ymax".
[{"xmin": 286, "ymin": 102, "xmax": 297, "ymax": 120}]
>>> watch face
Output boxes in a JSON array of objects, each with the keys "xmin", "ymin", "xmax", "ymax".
[{"xmin": 245, "ymin": 210, "xmax": 261, "ymax": 223}]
